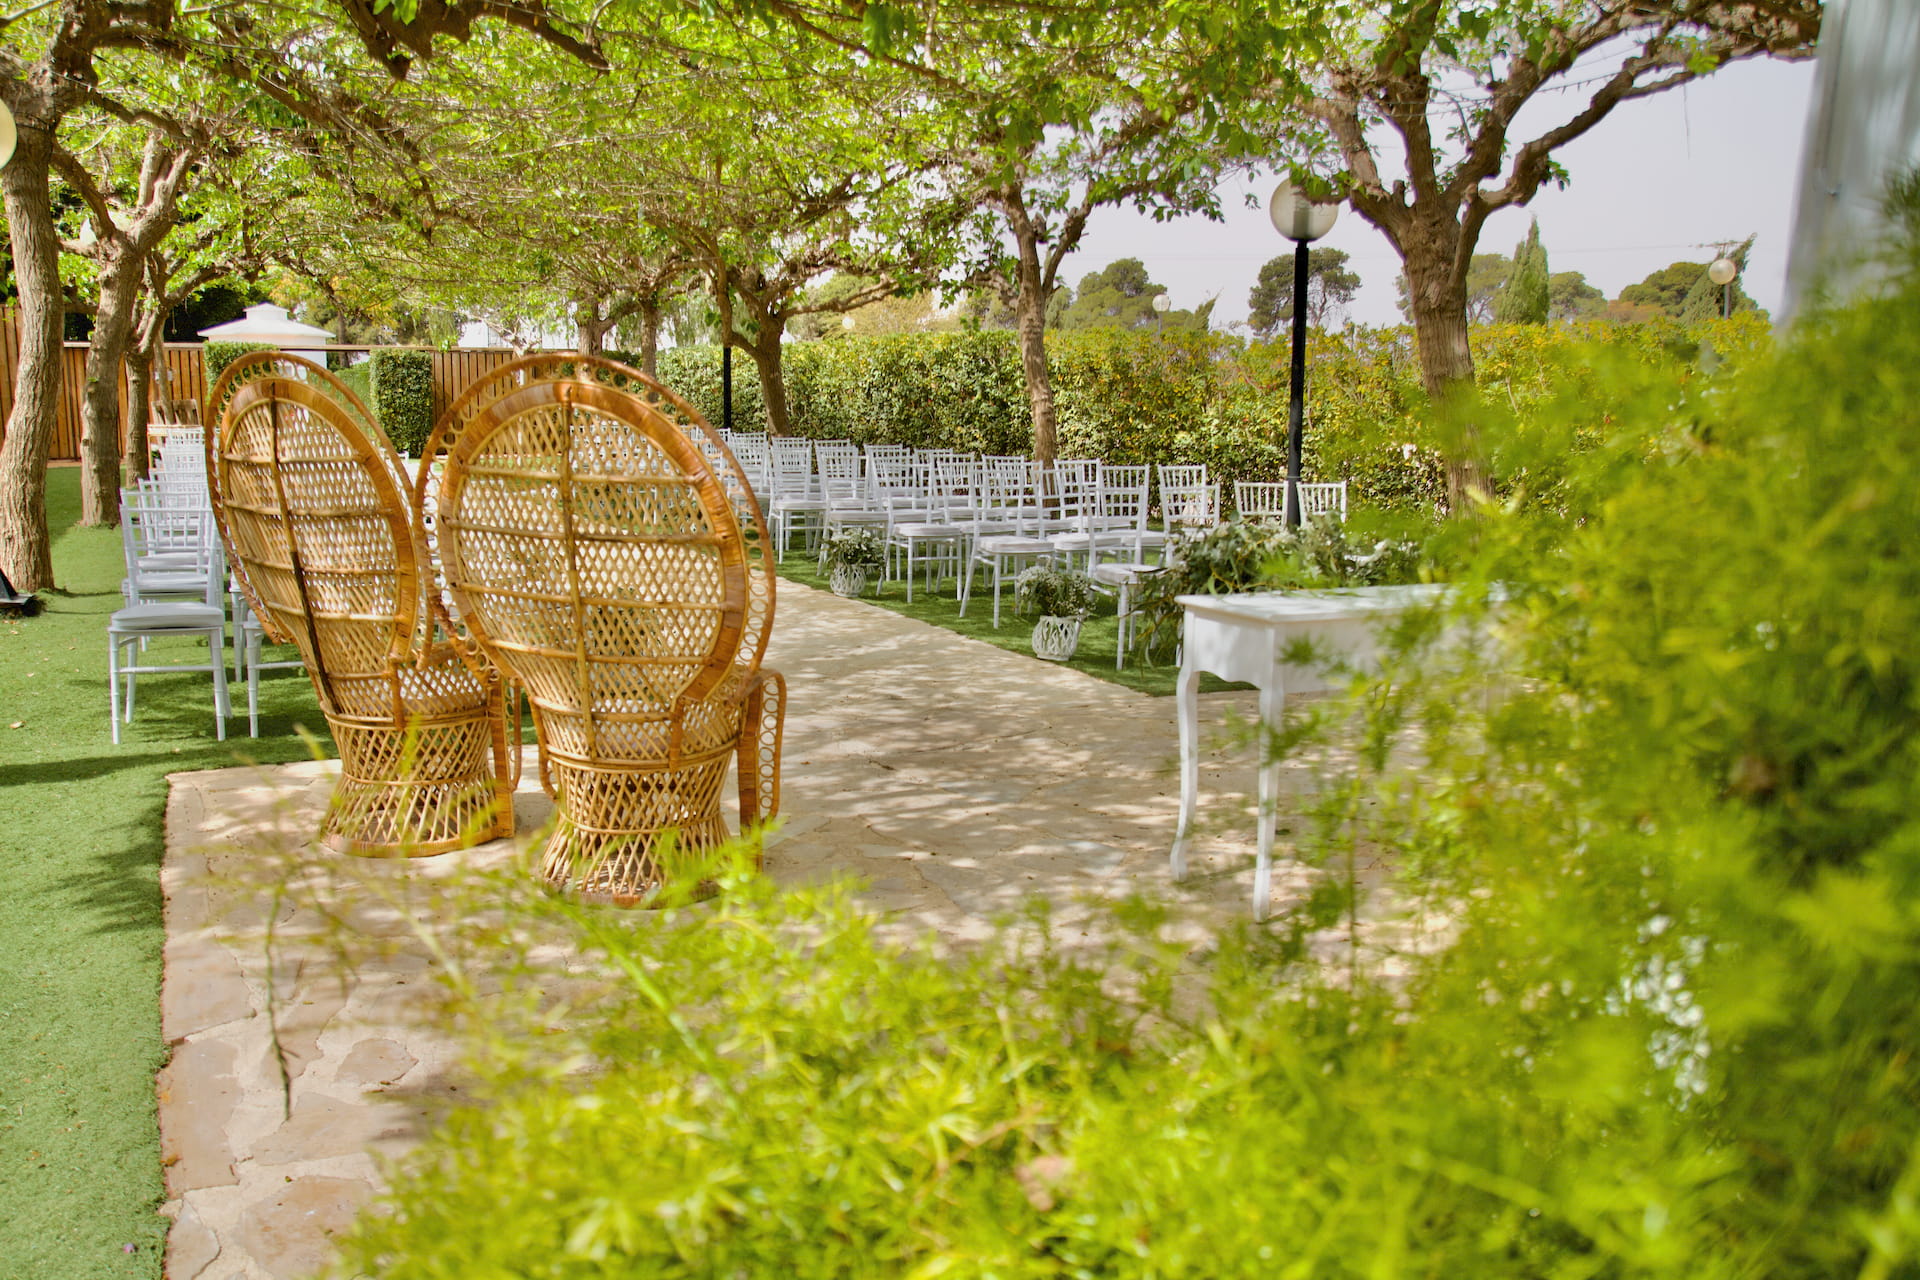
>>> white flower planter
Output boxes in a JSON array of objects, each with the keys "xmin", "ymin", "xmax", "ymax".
[
  {"xmin": 1031, "ymin": 615, "xmax": 1082, "ymax": 661},
  {"xmin": 828, "ymin": 564, "xmax": 869, "ymax": 598}
]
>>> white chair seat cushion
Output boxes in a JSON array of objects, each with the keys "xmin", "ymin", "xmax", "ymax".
[
  {"xmin": 891, "ymin": 523, "xmax": 960, "ymax": 539},
  {"xmin": 111, "ymin": 602, "xmax": 225, "ymax": 631},
  {"xmin": 977, "ymin": 536, "xmax": 1054, "ymax": 555},
  {"xmin": 1091, "ymin": 561, "xmax": 1164, "ymax": 586}
]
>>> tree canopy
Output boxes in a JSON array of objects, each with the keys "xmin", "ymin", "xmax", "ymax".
[
  {"xmin": 1247, "ymin": 246, "xmax": 1360, "ymax": 335},
  {"xmin": 1548, "ymin": 271, "xmax": 1606, "ymax": 322}
]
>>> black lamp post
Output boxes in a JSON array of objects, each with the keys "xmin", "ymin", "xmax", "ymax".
[{"xmin": 1269, "ymin": 183, "xmax": 1340, "ymax": 527}]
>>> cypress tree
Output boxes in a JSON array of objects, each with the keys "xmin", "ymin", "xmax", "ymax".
[{"xmin": 1495, "ymin": 220, "xmax": 1551, "ymax": 324}]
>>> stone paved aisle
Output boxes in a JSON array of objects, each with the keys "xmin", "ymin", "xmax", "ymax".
[{"xmin": 157, "ymin": 582, "xmax": 1320, "ymax": 1279}]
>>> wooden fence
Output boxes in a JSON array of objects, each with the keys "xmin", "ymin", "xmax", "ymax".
[{"xmin": 0, "ymin": 312, "xmax": 524, "ymax": 460}]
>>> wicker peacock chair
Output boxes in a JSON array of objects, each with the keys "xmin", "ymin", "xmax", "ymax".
[
  {"xmin": 209, "ymin": 361, "xmax": 516, "ymax": 855},
  {"xmin": 419, "ymin": 357, "xmax": 784, "ymax": 904}
]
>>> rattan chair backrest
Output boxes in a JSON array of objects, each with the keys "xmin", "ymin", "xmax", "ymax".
[
  {"xmin": 214, "ymin": 376, "xmax": 429, "ymax": 720},
  {"xmin": 421, "ymin": 355, "xmax": 776, "ymax": 678},
  {"xmin": 208, "ymin": 352, "xmax": 398, "ymax": 648},
  {"xmin": 433, "ymin": 378, "xmax": 754, "ymax": 765}
]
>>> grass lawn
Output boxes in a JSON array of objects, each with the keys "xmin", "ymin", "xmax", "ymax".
[
  {"xmin": 0, "ymin": 467, "xmax": 326, "ymax": 1280},
  {"xmin": 772, "ymin": 549, "xmax": 1245, "ymax": 698}
]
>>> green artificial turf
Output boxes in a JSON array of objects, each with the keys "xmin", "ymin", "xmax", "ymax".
[
  {"xmin": 774, "ymin": 550, "xmax": 1245, "ymax": 698},
  {"xmin": 0, "ymin": 467, "xmax": 326, "ymax": 1280}
]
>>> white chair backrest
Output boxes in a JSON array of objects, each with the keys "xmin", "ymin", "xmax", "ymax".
[
  {"xmin": 1297, "ymin": 481, "xmax": 1349, "ymax": 520},
  {"xmin": 1099, "ymin": 465, "xmax": 1150, "ymax": 531},
  {"xmin": 817, "ymin": 447, "xmax": 864, "ymax": 504},
  {"xmin": 1157, "ymin": 464, "xmax": 1207, "ymax": 491},
  {"xmin": 866, "ymin": 452, "xmax": 917, "ymax": 502},
  {"xmin": 1055, "ymin": 460, "xmax": 1101, "ymax": 527},
  {"xmin": 1162, "ymin": 481, "xmax": 1221, "ymax": 530},
  {"xmin": 1234, "ymin": 481, "xmax": 1289, "ymax": 522},
  {"xmin": 768, "ymin": 438, "xmax": 814, "ymax": 496}
]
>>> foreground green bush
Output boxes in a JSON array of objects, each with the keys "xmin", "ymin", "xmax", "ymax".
[{"xmin": 337, "ymin": 276, "xmax": 1918, "ymax": 1275}]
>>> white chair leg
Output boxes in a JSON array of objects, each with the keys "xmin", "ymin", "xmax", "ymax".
[
  {"xmin": 248, "ymin": 634, "xmax": 261, "ymax": 738},
  {"xmin": 109, "ymin": 635, "xmax": 122, "ymax": 745},
  {"xmin": 211, "ymin": 632, "xmax": 229, "ymax": 741}
]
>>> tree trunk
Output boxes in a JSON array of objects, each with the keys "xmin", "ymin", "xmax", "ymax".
[
  {"xmin": 1010, "ymin": 232, "xmax": 1057, "ymax": 465},
  {"xmin": 637, "ymin": 299, "xmax": 660, "ymax": 377},
  {"xmin": 741, "ymin": 323, "xmax": 791, "ymax": 437},
  {"xmin": 123, "ymin": 329, "xmax": 163, "ymax": 481},
  {"xmin": 1403, "ymin": 248, "xmax": 1488, "ymax": 512},
  {"xmin": 79, "ymin": 255, "xmax": 140, "ymax": 526},
  {"xmin": 0, "ymin": 121, "xmax": 65, "ymax": 591},
  {"xmin": 575, "ymin": 292, "xmax": 607, "ymax": 355}
]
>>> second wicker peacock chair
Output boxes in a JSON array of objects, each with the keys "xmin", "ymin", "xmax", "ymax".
[
  {"xmin": 210, "ymin": 359, "xmax": 516, "ymax": 856},
  {"xmin": 420, "ymin": 357, "xmax": 785, "ymax": 904}
]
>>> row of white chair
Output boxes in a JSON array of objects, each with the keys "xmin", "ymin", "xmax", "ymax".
[
  {"xmin": 109, "ymin": 433, "xmax": 298, "ymax": 741},
  {"xmin": 716, "ymin": 433, "xmax": 1348, "ymax": 545}
]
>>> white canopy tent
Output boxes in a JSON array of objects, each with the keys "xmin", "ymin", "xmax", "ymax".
[{"xmin": 197, "ymin": 304, "xmax": 335, "ymax": 366}]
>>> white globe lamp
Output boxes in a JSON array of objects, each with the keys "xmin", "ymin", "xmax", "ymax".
[{"xmin": 1269, "ymin": 183, "xmax": 1340, "ymax": 243}]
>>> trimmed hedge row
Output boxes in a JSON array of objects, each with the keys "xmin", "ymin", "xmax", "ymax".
[
  {"xmin": 370, "ymin": 349, "xmax": 435, "ymax": 455},
  {"xmin": 654, "ymin": 318, "xmax": 1772, "ymax": 514},
  {"xmin": 202, "ymin": 341, "xmax": 275, "ymax": 392}
]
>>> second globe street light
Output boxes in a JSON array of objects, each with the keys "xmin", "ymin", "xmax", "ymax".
[{"xmin": 1270, "ymin": 183, "xmax": 1340, "ymax": 528}]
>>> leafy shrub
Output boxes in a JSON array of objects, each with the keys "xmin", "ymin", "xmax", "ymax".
[
  {"xmin": 1014, "ymin": 564, "xmax": 1097, "ymax": 617},
  {"xmin": 821, "ymin": 525, "xmax": 884, "ymax": 571},
  {"xmin": 202, "ymin": 341, "xmax": 274, "ymax": 394},
  {"xmin": 1130, "ymin": 520, "xmax": 1295, "ymax": 657},
  {"xmin": 656, "ymin": 344, "xmax": 768, "ymax": 434},
  {"xmin": 369, "ymin": 348, "xmax": 434, "ymax": 455},
  {"xmin": 653, "ymin": 319, "xmax": 1770, "ymax": 519},
  {"xmin": 332, "ymin": 360, "xmax": 372, "ymax": 409}
]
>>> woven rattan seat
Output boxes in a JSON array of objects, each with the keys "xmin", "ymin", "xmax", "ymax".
[
  {"xmin": 209, "ymin": 360, "xmax": 515, "ymax": 856},
  {"xmin": 421, "ymin": 357, "xmax": 785, "ymax": 904}
]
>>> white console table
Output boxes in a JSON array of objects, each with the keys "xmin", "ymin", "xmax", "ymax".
[{"xmin": 1171, "ymin": 585, "xmax": 1449, "ymax": 919}]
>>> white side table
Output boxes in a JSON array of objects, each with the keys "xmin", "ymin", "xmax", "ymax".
[{"xmin": 1172, "ymin": 585, "xmax": 1448, "ymax": 919}]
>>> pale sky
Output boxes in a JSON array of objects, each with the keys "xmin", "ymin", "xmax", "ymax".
[{"xmin": 1061, "ymin": 54, "xmax": 1818, "ymax": 329}]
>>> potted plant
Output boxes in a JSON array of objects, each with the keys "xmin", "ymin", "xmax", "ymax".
[
  {"xmin": 1015, "ymin": 564, "xmax": 1097, "ymax": 660},
  {"xmin": 822, "ymin": 526, "xmax": 885, "ymax": 597}
]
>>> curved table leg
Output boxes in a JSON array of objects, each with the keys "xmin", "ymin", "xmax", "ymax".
[
  {"xmin": 1171, "ymin": 659, "xmax": 1200, "ymax": 880},
  {"xmin": 1253, "ymin": 679, "xmax": 1284, "ymax": 922}
]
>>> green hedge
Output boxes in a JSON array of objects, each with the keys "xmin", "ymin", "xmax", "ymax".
[
  {"xmin": 202, "ymin": 341, "xmax": 275, "ymax": 394},
  {"xmin": 332, "ymin": 360, "xmax": 372, "ymax": 408},
  {"xmin": 652, "ymin": 318, "xmax": 1773, "ymax": 515},
  {"xmin": 369, "ymin": 348, "xmax": 434, "ymax": 455}
]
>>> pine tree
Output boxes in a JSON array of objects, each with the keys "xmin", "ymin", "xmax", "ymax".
[{"xmin": 1495, "ymin": 221, "xmax": 1551, "ymax": 325}]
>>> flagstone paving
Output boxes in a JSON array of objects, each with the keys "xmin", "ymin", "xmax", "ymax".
[{"xmin": 155, "ymin": 582, "xmax": 1350, "ymax": 1279}]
